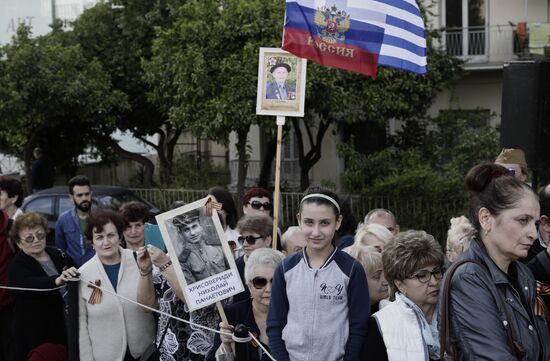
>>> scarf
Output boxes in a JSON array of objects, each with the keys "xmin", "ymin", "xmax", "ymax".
[{"xmin": 396, "ymin": 292, "xmax": 440, "ymax": 360}]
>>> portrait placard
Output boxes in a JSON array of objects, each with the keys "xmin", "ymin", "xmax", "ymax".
[
  {"xmin": 156, "ymin": 197, "xmax": 244, "ymax": 311},
  {"xmin": 256, "ymin": 47, "xmax": 307, "ymax": 117}
]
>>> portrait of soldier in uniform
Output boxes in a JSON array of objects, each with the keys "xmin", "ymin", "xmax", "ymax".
[{"xmin": 171, "ymin": 209, "xmax": 229, "ymax": 284}]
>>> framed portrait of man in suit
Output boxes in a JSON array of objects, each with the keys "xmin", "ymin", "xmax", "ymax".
[
  {"xmin": 256, "ymin": 47, "xmax": 307, "ymax": 117},
  {"xmin": 156, "ymin": 197, "xmax": 244, "ymax": 311}
]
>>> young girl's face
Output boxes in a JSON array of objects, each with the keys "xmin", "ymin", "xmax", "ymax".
[{"xmin": 297, "ymin": 202, "xmax": 342, "ymax": 252}]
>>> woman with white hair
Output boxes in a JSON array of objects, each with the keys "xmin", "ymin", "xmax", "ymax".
[
  {"xmin": 211, "ymin": 248, "xmax": 285, "ymax": 361},
  {"xmin": 445, "ymin": 216, "xmax": 475, "ymax": 263},
  {"xmin": 353, "ymin": 223, "xmax": 393, "ymax": 252}
]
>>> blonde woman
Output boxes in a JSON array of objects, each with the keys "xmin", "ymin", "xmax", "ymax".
[
  {"xmin": 345, "ymin": 245, "xmax": 389, "ymax": 313},
  {"xmin": 445, "ymin": 216, "xmax": 475, "ymax": 263},
  {"xmin": 353, "ymin": 223, "xmax": 393, "ymax": 252}
]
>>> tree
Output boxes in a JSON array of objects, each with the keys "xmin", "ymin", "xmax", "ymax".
[
  {"xmin": 0, "ymin": 24, "xmax": 128, "ymax": 189},
  {"xmin": 73, "ymin": 0, "xmax": 188, "ymax": 185},
  {"xmin": 145, "ymin": 0, "xmax": 463, "ymax": 193},
  {"xmin": 144, "ymin": 0, "xmax": 285, "ymax": 199},
  {"xmin": 288, "ymin": 12, "xmax": 463, "ymax": 190},
  {"xmin": 338, "ymin": 109, "xmax": 500, "ymax": 238}
]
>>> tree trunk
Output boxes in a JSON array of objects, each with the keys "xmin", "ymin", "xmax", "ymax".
[
  {"xmin": 235, "ymin": 127, "xmax": 249, "ymax": 204},
  {"xmin": 136, "ymin": 124, "xmax": 184, "ymax": 185},
  {"xmin": 258, "ymin": 133, "xmax": 278, "ymax": 189},
  {"xmin": 292, "ymin": 117, "xmax": 331, "ymax": 191},
  {"xmin": 104, "ymin": 137, "xmax": 155, "ymax": 186}
]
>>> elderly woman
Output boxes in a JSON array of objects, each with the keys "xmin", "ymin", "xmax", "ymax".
[
  {"xmin": 78, "ymin": 210, "xmax": 155, "ymax": 361},
  {"xmin": 8, "ymin": 212, "xmax": 78, "ymax": 361},
  {"xmin": 212, "ymin": 248, "xmax": 285, "ymax": 361},
  {"xmin": 363, "ymin": 230, "xmax": 444, "ymax": 361},
  {"xmin": 445, "ymin": 215, "xmax": 475, "ymax": 263},
  {"xmin": 444, "ymin": 163, "xmax": 550, "ymax": 360},
  {"xmin": 345, "ymin": 245, "xmax": 389, "ymax": 313},
  {"xmin": 353, "ymin": 223, "xmax": 393, "ymax": 252}
]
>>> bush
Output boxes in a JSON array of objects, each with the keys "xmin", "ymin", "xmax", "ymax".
[{"xmin": 339, "ymin": 109, "xmax": 500, "ymax": 242}]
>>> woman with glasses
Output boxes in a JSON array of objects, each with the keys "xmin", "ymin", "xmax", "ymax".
[
  {"xmin": 363, "ymin": 230, "xmax": 444, "ymax": 361},
  {"xmin": 7, "ymin": 212, "xmax": 78, "ymax": 361},
  {"xmin": 210, "ymin": 248, "xmax": 284, "ymax": 361},
  {"xmin": 231, "ymin": 213, "xmax": 273, "ymax": 304},
  {"xmin": 242, "ymin": 188, "xmax": 273, "ymax": 217},
  {"xmin": 444, "ymin": 163, "xmax": 550, "ymax": 360},
  {"xmin": 78, "ymin": 210, "xmax": 155, "ymax": 361}
]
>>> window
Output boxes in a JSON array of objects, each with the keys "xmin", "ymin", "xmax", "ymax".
[
  {"xmin": 59, "ymin": 196, "xmax": 74, "ymax": 216},
  {"xmin": 445, "ymin": 0, "xmax": 486, "ymax": 57},
  {"xmin": 24, "ymin": 196, "xmax": 55, "ymax": 217}
]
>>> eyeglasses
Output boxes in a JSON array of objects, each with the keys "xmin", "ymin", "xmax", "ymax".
[
  {"xmin": 237, "ymin": 235, "xmax": 263, "ymax": 245},
  {"xmin": 407, "ymin": 267, "xmax": 443, "ymax": 283},
  {"xmin": 247, "ymin": 201, "xmax": 272, "ymax": 211},
  {"xmin": 251, "ymin": 276, "xmax": 273, "ymax": 289},
  {"xmin": 20, "ymin": 232, "xmax": 47, "ymax": 244},
  {"xmin": 505, "ymin": 168, "xmax": 516, "ymax": 176}
]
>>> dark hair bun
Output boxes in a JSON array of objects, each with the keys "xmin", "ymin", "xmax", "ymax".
[{"xmin": 465, "ymin": 163, "xmax": 511, "ymax": 193}]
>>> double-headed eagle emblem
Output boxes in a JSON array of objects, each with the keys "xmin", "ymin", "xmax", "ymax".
[{"xmin": 314, "ymin": 5, "xmax": 351, "ymax": 43}]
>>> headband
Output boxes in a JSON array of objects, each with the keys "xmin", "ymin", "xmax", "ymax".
[{"xmin": 300, "ymin": 193, "xmax": 341, "ymax": 214}]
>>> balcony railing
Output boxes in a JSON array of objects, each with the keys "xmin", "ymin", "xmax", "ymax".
[{"xmin": 440, "ymin": 23, "xmax": 546, "ymax": 67}]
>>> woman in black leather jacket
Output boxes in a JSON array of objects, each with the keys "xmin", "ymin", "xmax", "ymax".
[{"xmin": 446, "ymin": 163, "xmax": 550, "ymax": 360}]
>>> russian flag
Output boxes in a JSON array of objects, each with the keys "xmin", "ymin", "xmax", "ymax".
[{"xmin": 282, "ymin": 0, "xmax": 427, "ymax": 77}]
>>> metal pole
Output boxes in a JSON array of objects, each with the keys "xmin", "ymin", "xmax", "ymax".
[{"xmin": 51, "ymin": 0, "xmax": 57, "ymax": 23}]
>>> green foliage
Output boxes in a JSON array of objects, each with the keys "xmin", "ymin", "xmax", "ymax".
[
  {"xmin": 339, "ymin": 109, "xmax": 500, "ymax": 240},
  {"xmin": 160, "ymin": 153, "xmax": 230, "ymax": 189},
  {"xmin": 144, "ymin": 0, "xmax": 284, "ymax": 141},
  {"xmin": 0, "ymin": 25, "xmax": 128, "ymax": 174}
]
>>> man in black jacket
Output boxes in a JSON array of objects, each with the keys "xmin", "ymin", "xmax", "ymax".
[
  {"xmin": 523, "ymin": 184, "xmax": 550, "ymax": 262},
  {"xmin": 527, "ymin": 183, "xmax": 550, "ymax": 312}
]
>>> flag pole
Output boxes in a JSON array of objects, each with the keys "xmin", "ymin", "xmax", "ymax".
[{"xmin": 272, "ymin": 116, "xmax": 285, "ymax": 249}]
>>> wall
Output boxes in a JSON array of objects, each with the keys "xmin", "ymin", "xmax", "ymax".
[{"xmin": 429, "ymin": 69, "xmax": 503, "ymax": 126}]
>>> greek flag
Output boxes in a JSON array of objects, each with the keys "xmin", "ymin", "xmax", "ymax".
[
  {"xmin": 282, "ymin": 0, "xmax": 427, "ymax": 77},
  {"xmin": 362, "ymin": 0, "xmax": 427, "ymax": 74}
]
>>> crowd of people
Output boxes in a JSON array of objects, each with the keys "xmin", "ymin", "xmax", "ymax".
[{"xmin": 0, "ymin": 147, "xmax": 549, "ymax": 361}]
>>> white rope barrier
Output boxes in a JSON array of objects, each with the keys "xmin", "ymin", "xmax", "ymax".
[
  {"xmin": 0, "ymin": 284, "xmax": 65, "ymax": 292},
  {"xmin": 249, "ymin": 332, "xmax": 277, "ymax": 361},
  {"xmin": 0, "ymin": 278, "xmax": 277, "ymax": 360}
]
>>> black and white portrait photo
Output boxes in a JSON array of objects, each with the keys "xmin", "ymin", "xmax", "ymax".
[
  {"xmin": 169, "ymin": 208, "xmax": 228, "ymax": 284},
  {"xmin": 156, "ymin": 197, "xmax": 244, "ymax": 310}
]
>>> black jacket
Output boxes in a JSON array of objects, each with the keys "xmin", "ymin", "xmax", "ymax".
[
  {"xmin": 209, "ymin": 298, "xmax": 270, "ymax": 361},
  {"xmin": 447, "ymin": 239, "xmax": 550, "ymax": 361},
  {"xmin": 528, "ymin": 249, "xmax": 550, "ymax": 313},
  {"xmin": 8, "ymin": 247, "xmax": 72, "ymax": 361}
]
